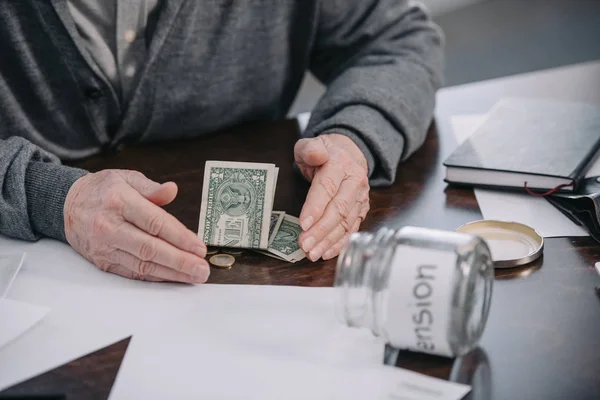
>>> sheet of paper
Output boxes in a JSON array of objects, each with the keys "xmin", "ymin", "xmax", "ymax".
[
  {"xmin": 109, "ymin": 284, "xmax": 385, "ymax": 399},
  {"xmin": 111, "ymin": 335, "xmax": 469, "ymax": 399},
  {"xmin": 0, "ymin": 236, "xmax": 378, "ymax": 394},
  {"xmin": 472, "ymin": 189, "xmax": 588, "ymax": 237},
  {"xmin": 450, "ymin": 114, "xmax": 590, "ymax": 237},
  {"xmin": 297, "ymin": 111, "xmax": 311, "ymax": 132},
  {"xmin": 448, "ymin": 114, "xmax": 487, "ymax": 145},
  {"xmin": 0, "ymin": 298, "xmax": 49, "ymax": 352},
  {"xmin": 0, "ymin": 253, "xmax": 26, "ymax": 302},
  {"xmin": 362, "ymin": 365, "xmax": 471, "ymax": 400},
  {"xmin": 586, "ymin": 156, "xmax": 600, "ymax": 178},
  {"xmin": 110, "ymin": 317, "xmax": 469, "ymax": 400},
  {"xmin": 0, "ymin": 236, "xmax": 469, "ymax": 399},
  {"xmin": 0, "ymin": 236, "xmax": 140, "ymax": 391}
]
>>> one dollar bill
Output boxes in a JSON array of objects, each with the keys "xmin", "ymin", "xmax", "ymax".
[
  {"xmin": 268, "ymin": 211, "xmax": 285, "ymax": 246},
  {"xmin": 198, "ymin": 161, "xmax": 276, "ymax": 249},
  {"xmin": 263, "ymin": 214, "xmax": 306, "ymax": 263}
]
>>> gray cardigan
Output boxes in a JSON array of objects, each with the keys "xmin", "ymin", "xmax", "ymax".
[{"xmin": 0, "ymin": 0, "xmax": 443, "ymax": 242}]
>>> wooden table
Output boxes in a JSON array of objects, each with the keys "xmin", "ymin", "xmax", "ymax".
[{"xmin": 3, "ymin": 61, "xmax": 600, "ymax": 400}]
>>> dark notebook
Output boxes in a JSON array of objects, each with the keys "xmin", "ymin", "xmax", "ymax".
[{"xmin": 444, "ymin": 98, "xmax": 600, "ymax": 193}]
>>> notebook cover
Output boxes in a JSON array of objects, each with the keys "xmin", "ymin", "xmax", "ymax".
[{"xmin": 443, "ymin": 98, "xmax": 600, "ymax": 190}]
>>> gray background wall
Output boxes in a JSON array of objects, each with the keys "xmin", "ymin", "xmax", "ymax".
[{"xmin": 288, "ymin": 0, "xmax": 600, "ymax": 117}]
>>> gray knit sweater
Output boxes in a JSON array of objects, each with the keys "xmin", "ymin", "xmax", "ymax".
[{"xmin": 0, "ymin": 0, "xmax": 443, "ymax": 242}]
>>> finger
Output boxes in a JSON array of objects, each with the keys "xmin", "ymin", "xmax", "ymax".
[
  {"xmin": 116, "ymin": 221, "xmax": 209, "ymax": 277},
  {"xmin": 307, "ymin": 224, "xmax": 346, "ymax": 261},
  {"xmin": 322, "ymin": 218, "xmax": 362, "ymax": 261},
  {"xmin": 323, "ymin": 233, "xmax": 352, "ymax": 261},
  {"xmin": 118, "ymin": 170, "xmax": 179, "ymax": 206},
  {"xmin": 118, "ymin": 170, "xmax": 162, "ymax": 197},
  {"xmin": 359, "ymin": 199, "xmax": 370, "ymax": 221},
  {"xmin": 102, "ymin": 263, "xmax": 163, "ymax": 282},
  {"xmin": 300, "ymin": 176, "xmax": 362, "ymax": 253},
  {"xmin": 121, "ymin": 188, "xmax": 207, "ymax": 257},
  {"xmin": 146, "ymin": 182, "xmax": 178, "ymax": 207},
  {"xmin": 294, "ymin": 137, "xmax": 329, "ymax": 169},
  {"xmin": 306, "ymin": 200, "xmax": 362, "ymax": 261},
  {"xmin": 299, "ymin": 163, "xmax": 345, "ymax": 233},
  {"xmin": 350, "ymin": 216, "xmax": 362, "ymax": 233},
  {"xmin": 111, "ymin": 249, "xmax": 209, "ymax": 283}
]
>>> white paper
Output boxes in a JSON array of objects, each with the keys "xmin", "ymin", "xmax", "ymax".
[
  {"xmin": 109, "ymin": 284, "xmax": 385, "ymax": 399},
  {"xmin": 472, "ymin": 189, "xmax": 588, "ymax": 237},
  {"xmin": 448, "ymin": 114, "xmax": 487, "ymax": 146},
  {"xmin": 587, "ymin": 160, "xmax": 600, "ymax": 179},
  {"xmin": 0, "ymin": 253, "xmax": 26, "ymax": 302},
  {"xmin": 0, "ymin": 235, "xmax": 469, "ymax": 399},
  {"xmin": 364, "ymin": 365, "xmax": 471, "ymax": 400},
  {"xmin": 0, "ymin": 235, "xmax": 378, "ymax": 394},
  {"xmin": 450, "ymin": 114, "xmax": 590, "ymax": 237},
  {"xmin": 111, "ymin": 335, "xmax": 470, "ymax": 399},
  {"xmin": 0, "ymin": 236, "xmax": 141, "ymax": 390},
  {"xmin": 296, "ymin": 111, "xmax": 311, "ymax": 132},
  {"xmin": 0, "ymin": 298, "xmax": 49, "ymax": 351},
  {"xmin": 0, "ymin": 235, "xmax": 359, "ymax": 392},
  {"xmin": 110, "ymin": 311, "xmax": 469, "ymax": 400}
]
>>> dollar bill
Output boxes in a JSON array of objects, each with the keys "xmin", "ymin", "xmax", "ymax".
[
  {"xmin": 272, "ymin": 167, "xmax": 279, "ymax": 205},
  {"xmin": 198, "ymin": 161, "xmax": 276, "ymax": 249},
  {"xmin": 268, "ymin": 211, "xmax": 285, "ymax": 246},
  {"xmin": 265, "ymin": 215, "xmax": 306, "ymax": 263},
  {"xmin": 254, "ymin": 249, "xmax": 287, "ymax": 262}
]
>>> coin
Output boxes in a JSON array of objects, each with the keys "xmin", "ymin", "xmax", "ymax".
[
  {"xmin": 222, "ymin": 248, "xmax": 244, "ymax": 255},
  {"xmin": 206, "ymin": 247, "xmax": 219, "ymax": 255},
  {"xmin": 209, "ymin": 254, "xmax": 235, "ymax": 268}
]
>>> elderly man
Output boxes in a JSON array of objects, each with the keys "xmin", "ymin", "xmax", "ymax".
[{"xmin": 0, "ymin": 1, "xmax": 443, "ymax": 283}]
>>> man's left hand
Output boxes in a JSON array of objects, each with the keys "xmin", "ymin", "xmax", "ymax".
[{"xmin": 295, "ymin": 134, "xmax": 370, "ymax": 261}]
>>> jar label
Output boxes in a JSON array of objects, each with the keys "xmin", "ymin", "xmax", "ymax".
[{"xmin": 384, "ymin": 245, "xmax": 456, "ymax": 357}]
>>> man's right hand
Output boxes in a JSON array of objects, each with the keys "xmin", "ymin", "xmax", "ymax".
[{"xmin": 63, "ymin": 170, "xmax": 209, "ymax": 283}]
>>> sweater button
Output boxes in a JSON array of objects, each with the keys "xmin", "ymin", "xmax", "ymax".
[{"xmin": 85, "ymin": 88, "xmax": 104, "ymax": 100}]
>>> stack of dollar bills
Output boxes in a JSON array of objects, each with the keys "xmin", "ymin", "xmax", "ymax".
[{"xmin": 197, "ymin": 161, "xmax": 306, "ymax": 263}]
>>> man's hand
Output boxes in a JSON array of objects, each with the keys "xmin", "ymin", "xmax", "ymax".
[
  {"xmin": 295, "ymin": 134, "xmax": 370, "ymax": 261},
  {"xmin": 64, "ymin": 170, "xmax": 210, "ymax": 283}
]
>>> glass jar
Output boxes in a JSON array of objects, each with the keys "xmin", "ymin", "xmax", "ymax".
[{"xmin": 335, "ymin": 226, "xmax": 493, "ymax": 357}]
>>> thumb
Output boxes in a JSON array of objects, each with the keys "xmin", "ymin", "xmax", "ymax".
[
  {"xmin": 294, "ymin": 137, "xmax": 329, "ymax": 168},
  {"xmin": 119, "ymin": 171, "xmax": 178, "ymax": 206}
]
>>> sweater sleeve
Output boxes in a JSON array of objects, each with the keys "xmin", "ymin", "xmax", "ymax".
[
  {"xmin": 305, "ymin": 0, "xmax": 444, "ymax": 186},
  {"xmin": 0, "ymin": 137, "xmax": 87, "ymax": 241}
]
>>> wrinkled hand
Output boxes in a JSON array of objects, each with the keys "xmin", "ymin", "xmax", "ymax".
[
  {"xmin": 64, "ymin": 170, "xmax": 209, "ymax": 283},
  {"xmin": 295, "ymin": 134, "xmax": 370, "ymax": 261}
]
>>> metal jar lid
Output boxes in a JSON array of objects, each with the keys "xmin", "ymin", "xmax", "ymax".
[{"xmin": 456, "ymin": 220, "xmax": 543, "ymax": 268}]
